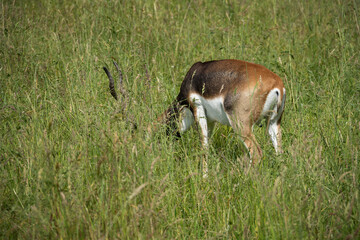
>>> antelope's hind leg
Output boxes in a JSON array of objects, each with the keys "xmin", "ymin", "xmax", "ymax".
[
  {"xmin": 268, "ymin": 109, "xmax": 285, "ymax": 154},
  {"xmin": 268, "ymin": 121, "xmax": 282, "ymax": 154},
  {"xmin": 228, "ymin": 110, "xmax": 263, "ymax": 165},
  {"xmin": 238, "ymin": 122, "xmax": 263, "ymax": 164},
  {"xmin": 267, "ymin": 88, "xmax": 286, "ymax": 154}
]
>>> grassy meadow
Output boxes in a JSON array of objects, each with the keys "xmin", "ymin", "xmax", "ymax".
[{"xmin": 1, "ymin": 0, "xmax": 360, "ymax": 238}]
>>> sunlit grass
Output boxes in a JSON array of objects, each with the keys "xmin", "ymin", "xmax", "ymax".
[{"xmin": 1, "ymin": 0, "xmax": 359, "ymax": 239}]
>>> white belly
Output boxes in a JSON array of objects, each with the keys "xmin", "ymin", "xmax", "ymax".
[{"xmin": 189, "ymin": 93, "xmax": 231, "ymax": 125}]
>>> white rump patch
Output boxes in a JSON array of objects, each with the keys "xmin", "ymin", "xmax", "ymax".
[
  {"xmin": 260, "ymin": 87, "xmax": 286, "ymax": 153},
  {"xmin": 261, "ymin": 88, "xmax": 280, "ymax": 119}
]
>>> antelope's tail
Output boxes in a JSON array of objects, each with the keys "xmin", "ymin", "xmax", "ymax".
[{"xmin": 277, "ymin": 87, "xmax": 286, "ymax": 114}]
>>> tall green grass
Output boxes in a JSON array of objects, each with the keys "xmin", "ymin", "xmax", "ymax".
[{"xmin": 1, "ymin": 0, "xmax": 359, "ymax": 238}]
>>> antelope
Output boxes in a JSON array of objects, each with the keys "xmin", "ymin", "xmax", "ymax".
[
  {"xmin": 156, "ymin": 59, "xmax": 285, "ymax": 174},
  {"xmin": 104, "ymin": 59, "xmax": 286, "ymax": 176}
]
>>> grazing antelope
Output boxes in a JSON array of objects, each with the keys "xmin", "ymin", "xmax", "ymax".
[
  {"xmin": 104, "ymin": 59, "xmax": 286, "ymax": 176},
  {"xmin": 157, "ymin": 59, "xmax": 285, "ymax": 175}
]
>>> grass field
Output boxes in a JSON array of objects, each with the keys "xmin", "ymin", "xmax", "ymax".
[{"xmin": 1, "ymin": 0, "xmax": 359, "ymax": 239}]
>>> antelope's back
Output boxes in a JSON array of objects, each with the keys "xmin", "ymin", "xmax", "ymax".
[{"xmin": 177, "ymin": 59, "xmax": 284, "ymax": 104}]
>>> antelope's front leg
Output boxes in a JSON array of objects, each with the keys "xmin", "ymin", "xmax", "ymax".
[{"xmin": 192, "ymin": 104, "xmax": 209, "ymax": 177}]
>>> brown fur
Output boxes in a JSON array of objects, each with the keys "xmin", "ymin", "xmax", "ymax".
[{"xmin": 156, "ymin": 59, "xmax": 285, "ymax": 165}]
